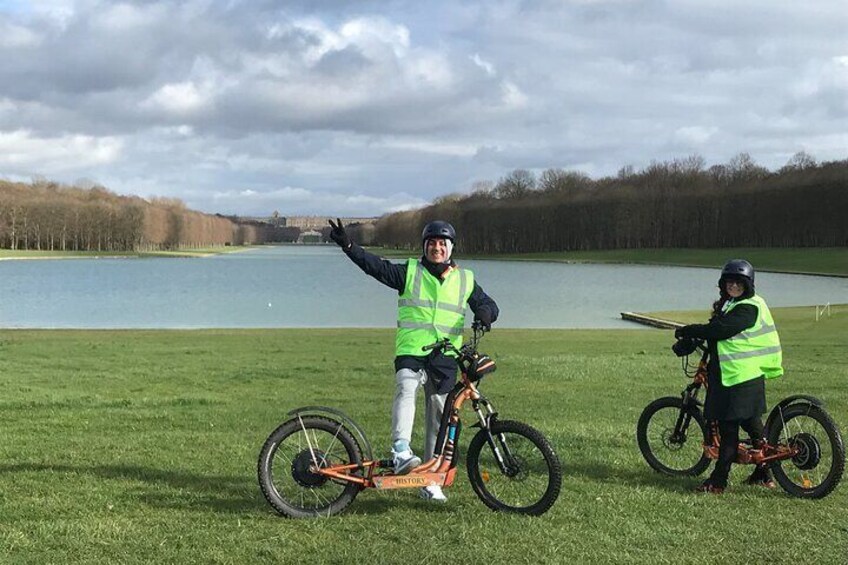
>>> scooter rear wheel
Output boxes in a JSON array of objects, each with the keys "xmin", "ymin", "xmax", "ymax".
[
  {"xmin": 258, "ymin": 415, "xmax": 363, "ymax": 518},
  {"xmin": 767, "ymin": 403, "xmax": 845, "ymax": 499}
]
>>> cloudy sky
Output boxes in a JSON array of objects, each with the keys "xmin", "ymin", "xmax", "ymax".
[{"xmin": 0, "ymin": 0, "xmax": 846, "ymax": 217}]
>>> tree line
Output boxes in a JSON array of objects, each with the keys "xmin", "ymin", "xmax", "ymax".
[
  {"xmin": 374, "ymin": 152, "xmax": 847, "ymax": 253},
  {"xmin": 0, "ymin": 179, "xmax": 268, "ymax": 251}
]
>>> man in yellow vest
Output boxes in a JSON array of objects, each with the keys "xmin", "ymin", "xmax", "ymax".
[
  {"xmin": 675, "ymin": 259, "xmax": 783, "ymax": 494},
  {"xmin": 328, "ymin": 219, "xmax": 499, "ymax": 502}
]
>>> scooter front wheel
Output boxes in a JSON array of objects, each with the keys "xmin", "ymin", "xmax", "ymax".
[
  {"xmin": 637, "ymin": 396, "xmax": 710, "ymax": 477},
  {"xmin": 258, "ymin": 415, "xmax": 363, "ymax": 518},
  {"xmin": 466, "ymin": 420, "xmax": 562, "ymax": 516}
]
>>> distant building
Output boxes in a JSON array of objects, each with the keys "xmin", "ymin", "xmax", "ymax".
[
  {"xmin": 297, "ymin": 229, "xmax": 323, "ymax": 244},
  {"xmin": 283, "ymin": 216, "xmax": 377, "ymax": 231}
]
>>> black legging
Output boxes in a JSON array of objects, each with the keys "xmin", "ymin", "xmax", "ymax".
[{"xmin": 710, "ymin": 417, "xmax": 765, "ymax": 487}]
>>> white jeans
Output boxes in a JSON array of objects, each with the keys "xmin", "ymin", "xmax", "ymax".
[{"xmin": 391, "ymin": 368, "xmax": 447, "ymax": 460}]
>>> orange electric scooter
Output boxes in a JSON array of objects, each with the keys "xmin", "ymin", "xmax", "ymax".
[
  {"xmin": 258, "ymin": 322, "xmax": 562, "ymax": 518},
  {"xmin": 637, "ymin": 336, "xmax": 844, "ymax": 498}
]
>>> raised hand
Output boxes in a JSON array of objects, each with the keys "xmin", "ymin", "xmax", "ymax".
[{"xmin": 328, "ymin": 217, "xmax": 351, "ymax": 249}]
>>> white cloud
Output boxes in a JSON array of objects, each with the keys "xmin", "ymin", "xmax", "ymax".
[
  {"xmin": 23, "ymin": 0, "xmax": 75, "ymax": 26},
  {"xmin": 211, "ymin": 186, "xmax": 313, "ymax": 202},
  {"xmin": 406, "ymin": 52, "xmax": 453, "ymax": 90},
  {"xmin": 0, "ymin": 21, "xmax": 41, "ymax": 47},
  {"xmin": 500, "ymin": 81, "xmax": 527, "ymax": 108},
  {"xmin": 197, "ymin": 184, "xmax": 426, "ymax": 216},
  {"xmin": 143, "ymin": 82, "xmax": 210, "ymax": 115},
  {"xmin": 674, "ymin": 126, "xmax": 718, "ymax": 145},
  {"xmin": 91, "ymin": 2, "xmax": 162, "ymax": 32},
  {"xmin": 0, "ymin": 97, "xmax": 18, "ymax": 115},
  {"xmin": 0, "ymin": 1, "xmax": 845, "ymax": 216},
  {"xmin": 339, "ymin": 17, "xmax": 411, "ymax": 59},
  {"xmin": 285, "ymin": 16, "xmax": 411, "ymax": 65},
  {"xmin": 364, "ymin": 136, "xmax": 478, "ymax": 157},
  {"xmin": 471, "ymin": 53, "xmax": 495, "ymax": 76},
  {"xmin": 0, "ymin": 129, "xmax": 123, "ymax": 171}
]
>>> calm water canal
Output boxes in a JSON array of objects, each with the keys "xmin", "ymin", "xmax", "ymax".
[{"xmin": 0, "ymin": 246, "xmax": 845, "ymax": 329}]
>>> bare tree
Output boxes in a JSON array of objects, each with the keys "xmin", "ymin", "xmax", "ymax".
[
  {"xmin": 780, "ymin": 151, "xmax": 817, "ymax": 172},
  {"xmin": 493, "ymin": 169, "xmax": 536, "ymax": 199}
]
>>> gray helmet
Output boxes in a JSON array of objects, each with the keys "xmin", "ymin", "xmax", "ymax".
[
  {"xmin": 721, "ymin": 259, "xmax": 755, "ymax": 283},
  {"xmin": 421, "ymin": 220, "xmax": 456, "ymax": 242}
]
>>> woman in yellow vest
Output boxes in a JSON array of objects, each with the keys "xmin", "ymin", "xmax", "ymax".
[
  {"xmin": 675, "ymin": 259, "xmax": 783, "ymax": 494},
  {"xmin": 328, "ymin": 218, "xmax": 499, "ymax": 502}
]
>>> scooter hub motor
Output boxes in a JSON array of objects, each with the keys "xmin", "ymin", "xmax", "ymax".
[
  {"xmin": 291, "ymin": 449, "xmax": 329, "ymax": 488},
  {"xmin": 789, "ymin": 433, "xmax": 822, "ymax": 471}
]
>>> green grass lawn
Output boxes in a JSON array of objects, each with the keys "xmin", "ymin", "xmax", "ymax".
[
  {"xmin": 372, "ymin": 247, "xmax": 848, "ymax": 276},
  {"xmin": 1, "ymin": 307, "xmax": 846, "ymax": 563}
]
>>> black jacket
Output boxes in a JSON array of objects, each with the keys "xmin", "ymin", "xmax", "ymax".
[
  {"xmin": 679, "ymin": 300, "xmax": 765, "ymax": 421},
  {"xmin": 343, "ymin": 243, "xmax": 499, "ymax": 392}
]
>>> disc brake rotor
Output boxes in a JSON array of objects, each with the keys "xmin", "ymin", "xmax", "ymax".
[
  {"xmin": 503, "ymin": 454, "xmax": 528, "ymax": 480},
  {"xmin": 661, "ymin": 428, "xmax": 686, "ymax": 450}
]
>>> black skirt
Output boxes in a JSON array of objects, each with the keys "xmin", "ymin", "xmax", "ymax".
[{"xmin": 704, "ymin": 369, "xmax": 767, "ymax": 421}]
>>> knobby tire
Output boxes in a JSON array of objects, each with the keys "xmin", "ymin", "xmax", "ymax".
[
  {"xmin": 258, "ymin": 415, "xmax": 363, "ymax": 518},
  {"xmin": 466, "ymin": 420, "xmax": 562, "ymax": 516},
  {"xmin": 637, "ymin": 396, "xmax": 710, "ymax": 477},
  {"xmin": 767, "ymin": 403, "xmax": 845, "ymax": 499}
]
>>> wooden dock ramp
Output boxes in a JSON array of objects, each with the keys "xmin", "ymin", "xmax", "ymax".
[{"xmin": 620, "ymin": 312, "xmax": 683, "ymax": 329}]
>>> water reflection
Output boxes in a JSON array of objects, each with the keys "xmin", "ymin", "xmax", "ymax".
[{"xmin": 0, "ymin": 246, "xmax": 844, "ymax": 329}]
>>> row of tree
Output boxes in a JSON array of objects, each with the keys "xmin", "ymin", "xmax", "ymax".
[
  {"xmin": 4, "ymin": 151, "xmax": 842, "ymax": 253},
  {"xmin": 0, "ymin": 180, "xmax": 267, "ymax": 251},
  {"xmin": 374, "ymin": 152, "xmax": 847, "ymax": 252},
  {"xmin": 0, "ymin": 178, "xmax": 372, "ymax": 251}
]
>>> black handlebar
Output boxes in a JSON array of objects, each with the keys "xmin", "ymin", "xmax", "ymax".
[
  {"xmin": 421, "ymin": 324, "xmax": 489, "ymax": 355},
  {"xmin": 471, "ymin": 319, "xmax": 491, "ymax": 333},
  {"xmin": 421, "ymin": 338, "xmax": 451, "ymax": 352}
]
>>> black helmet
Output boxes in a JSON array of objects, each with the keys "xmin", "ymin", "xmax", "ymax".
[
  {"xmin": 421, "ymin": 220, "xmax": 456, "ymax": 242},
  {"xmin": 721, "ymin": 259, "xmax": 755, "ymax": 283}
]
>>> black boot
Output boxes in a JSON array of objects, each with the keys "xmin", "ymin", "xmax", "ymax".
[
  {"xmin": 744, "ymin": 465, "xmax": 775, "ymax": 488},
  {"xmin": 745, "ymin": 439, "xmax": 776, "ymax": 488},
  {"xmin": 695, "ymin": 476, "xmax": 726, "ymax": 494}
]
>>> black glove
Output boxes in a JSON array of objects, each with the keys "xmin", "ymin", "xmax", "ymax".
[
  {"xmin": 474, "ymin": 309, "xmax": 493, "ymax": 325},
  {"xmin": 328, "ymin": 218, "xmax": 351, "ymax": 249},
  {"xmin": 675, "ymin": 325, "xmax": 697, "ymax": 339},
  {"xmin": 672, "ymin": 338, "xmax": 698, "ymax": 357},
  {"xmin": 472, "ymin": 318, "xmax": 491, "ymax": 332}
]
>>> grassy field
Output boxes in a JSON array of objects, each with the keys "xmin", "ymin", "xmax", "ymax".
[
  {"xmin": 1, "ymin": 306, "xmax": 846, "ymax": 563},
  {"xmin": 372, "ymin": 247, "xmax": 848, "ymax": 276}
]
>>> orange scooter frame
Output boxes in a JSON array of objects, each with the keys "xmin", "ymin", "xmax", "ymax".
[
  {"xmin": 309, "ymin": 373, "xmax": 483, "ymax": 490},
  {"xmin": 688, "ymin": 364, "xmax": 798, "ymax": 466}
]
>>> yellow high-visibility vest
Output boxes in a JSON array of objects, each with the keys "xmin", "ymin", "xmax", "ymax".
[
  {"xmin": 717, "ymin": 295, "xmax": 783, "ymax": 386},
  {"xmin": 396, "ymin": 259, "xmax": 474, "ymax": 357}
]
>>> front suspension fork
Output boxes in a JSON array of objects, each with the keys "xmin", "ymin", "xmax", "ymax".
[
  {"xmin": 673, "ymin": 385, "xmax": 702, "ymax": 441},
  {"xmin": 473, "ymin": 398, "xmax": 516, "ymax": 474}
]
